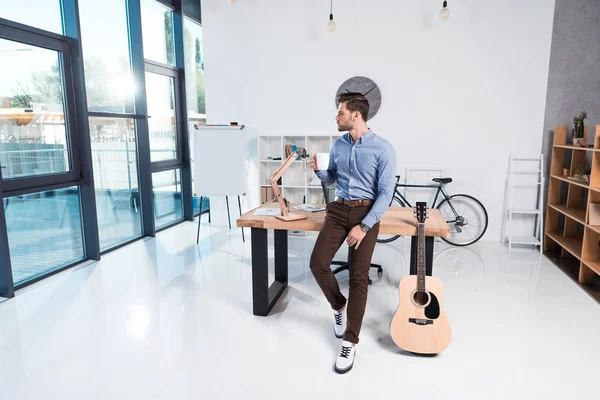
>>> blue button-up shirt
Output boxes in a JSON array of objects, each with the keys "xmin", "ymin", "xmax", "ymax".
[{"xmin": 316, "ymin": 129, "xmax": 396, "ymax": 229}]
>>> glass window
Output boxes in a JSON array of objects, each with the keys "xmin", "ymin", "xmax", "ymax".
[
  {"xmin": 183, "ymin": 18, "xmax": 206, "ymax": 214},
  {"xmin": 183, "ymin": 0, "xmax": 202, "ymax": 22},
  {"xmin": 183, "ymin": 17, "xmax": 205, "ymax": 118},
  {"xmin": 89, "ymin": 117, "xmax": 143, "ymax": 250},
  {"xmin": 141, "ymin": 0, "xmax": 176, "ymax": 66},
  {"xmin": 0, "ymin": 38, "xmax": 71, "ymax": 179},
  {"xmin": 145, "ymin": 71, "xmax": 177, "ymax": 162},
  {"xmin": 5, "ymin": 186, "xmax": 84, "ymax": 286},
  {"xmin": 152, "ymin": 169, "xmax": 183, "ymax": 229},
  {"xmin": 78, "ymin": 0, "xmax": 135, "ymax": 113},
  {"xmin": 0, "ymin": 0, "xmax": 63, "ymax": 34}
]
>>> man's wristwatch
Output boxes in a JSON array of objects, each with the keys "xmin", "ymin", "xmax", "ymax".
[{"xmin": 360, "ymin": 223, "xmax": 370, "ymax": 233}]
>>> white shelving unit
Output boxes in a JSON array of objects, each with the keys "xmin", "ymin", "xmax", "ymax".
[
  {"xmin": 258, "ymin": 135, "xmax": 340, "ymax": 205},
  {"xmin": 502, "ymin": 154, "xmax": 545, "ymax": 252}
]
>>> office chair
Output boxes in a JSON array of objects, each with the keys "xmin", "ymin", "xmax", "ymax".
[{"xmin": 320, "ymin": 182, "xmax": 383, "ymax": 285}]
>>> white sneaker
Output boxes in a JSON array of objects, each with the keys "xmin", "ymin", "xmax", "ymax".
[
  {"xmin": 333, "ymin": 307, "xmax": 346, "ymax": 338},
  {"xmin": 335, "ymin": 340, "xmax": 356, "ymax": 374}
]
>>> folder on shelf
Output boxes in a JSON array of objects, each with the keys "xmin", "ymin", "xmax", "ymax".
[
  {"xmin": 589, "ymin": 203, "xmax": 600, "ymax": 225},
  {"xmin": 260, "ymin": 185, "xmax": 275, "ymax": 204}
]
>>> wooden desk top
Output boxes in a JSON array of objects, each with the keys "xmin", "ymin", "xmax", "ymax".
[{"xmin": 237, "ymin": 202, "xmax": 451, "ymax": 238}]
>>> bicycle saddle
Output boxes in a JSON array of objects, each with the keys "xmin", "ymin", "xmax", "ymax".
[{"xmin": 432, "ymin": 177, "xmax": 452, "ymax": 184}]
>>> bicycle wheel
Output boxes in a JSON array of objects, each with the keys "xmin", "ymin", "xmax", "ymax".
[
  {"xmin": 377, "ymin": 195, "xmax": 405, "ymax": 243},
  {"xmin": 436, "ymin": 194, "xmax": 488, "ymax": 246}
]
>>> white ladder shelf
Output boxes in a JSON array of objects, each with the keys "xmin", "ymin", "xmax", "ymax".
[{"xmin": 502, "ymin": 155, "xmax": 545, "ymax": 251}]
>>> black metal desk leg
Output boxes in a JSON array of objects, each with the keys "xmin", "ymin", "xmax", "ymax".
[
  {"xmin": 274, "ymin": 229, "xmax": 288, "ymax": 282},
  {"xmin": 409, "ymin": 236, "xmax": 434, "ymax": 276},
  {"xmin": 251, "ymin": 228, "xmax": 288, "ymax": 316}
]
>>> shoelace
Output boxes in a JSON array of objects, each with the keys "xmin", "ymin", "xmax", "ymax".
[
  {"xmin": 334, "ymin": 312, "xmax": 343, "ymax": 325},
  {"xmin": 339, "ymin": 346, "xmax": 352, "ymax": 359}
]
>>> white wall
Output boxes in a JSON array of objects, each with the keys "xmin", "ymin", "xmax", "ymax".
[{"xmin": 200, "ymin": 0, "xmax": 556, "ymax": 242}]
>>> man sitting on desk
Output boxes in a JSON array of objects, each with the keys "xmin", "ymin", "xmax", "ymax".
[{"xmin": 310, "ymin": 92, "xmax": 396, "ymax": 373}]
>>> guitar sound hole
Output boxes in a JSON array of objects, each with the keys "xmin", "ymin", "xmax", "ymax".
[{"xmin": 413, "ymin": 291, "xmax": 430, "ymax": 306}]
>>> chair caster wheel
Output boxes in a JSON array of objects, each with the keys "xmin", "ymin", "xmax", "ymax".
[
  {"xmin": 377, "ymin": 267, "xmax": 383, "ymax": 277},
  {"xmin": 368, "ymin": 278, "xmax": 373, "ymax": 285}
]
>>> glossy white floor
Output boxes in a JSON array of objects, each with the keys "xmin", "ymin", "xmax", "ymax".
[{"xmin": 1, "ymin": 216, "xmax": 599, "ymax": 400}]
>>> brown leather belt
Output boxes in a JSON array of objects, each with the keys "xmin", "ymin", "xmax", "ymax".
[{"xmin": 334, "ymin": 197, "xmax": 374, "ymax": 207}]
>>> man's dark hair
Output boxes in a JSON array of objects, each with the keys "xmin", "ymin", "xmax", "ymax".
[{"xmin": 337, "ymin": 92, "xmax": 370, "ymax": 122}]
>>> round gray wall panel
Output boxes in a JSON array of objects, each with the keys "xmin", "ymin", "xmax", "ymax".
[{"xmin": 335, "ymin": 76, "xmax": 381, "ymax": 120}]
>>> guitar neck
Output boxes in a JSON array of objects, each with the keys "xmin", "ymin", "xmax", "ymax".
[{"xmin": 417, "ymin": 222, "xmax": 426, "ymax": 291}]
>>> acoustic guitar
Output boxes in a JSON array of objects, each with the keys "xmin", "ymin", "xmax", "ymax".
[{"xmin": 389, "ymin": 202, "xmax": 452, "ymax": 354}]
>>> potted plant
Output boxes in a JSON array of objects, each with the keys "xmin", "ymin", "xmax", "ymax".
[
  {"xmin": 572, "ymin": 111, "xmax": 588, "ymax": 147},
  {"xmin": 573, "ymin": 165, "xmax": 591, "ymax": 184}
]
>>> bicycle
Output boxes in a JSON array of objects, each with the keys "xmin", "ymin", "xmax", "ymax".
[{"xmin": 377, "ymin": 175, "xmax": 488, "ymax": 246}]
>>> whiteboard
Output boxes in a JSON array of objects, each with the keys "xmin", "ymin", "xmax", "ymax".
[{"xmin": 193, "ymin": 125, "xmax": 246, "ymax": 196}]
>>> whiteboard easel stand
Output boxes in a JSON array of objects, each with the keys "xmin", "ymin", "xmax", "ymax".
[
  {"xmin": 193, "ymin": 124, "xmax": 246, "ymax": 244},
  {"xmin": 196, "ymin": 195, "xmax": 245, "ymax": 244}
]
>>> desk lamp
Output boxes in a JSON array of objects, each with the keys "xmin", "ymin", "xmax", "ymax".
[{"xmin": 269, "ymin": 151, "xmax": 308, "ymax": 222}]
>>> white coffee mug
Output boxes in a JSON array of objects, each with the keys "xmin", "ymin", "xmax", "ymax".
[{"xmin": 316, "ymin": 153, "xmax": 330, "ymax": 170}]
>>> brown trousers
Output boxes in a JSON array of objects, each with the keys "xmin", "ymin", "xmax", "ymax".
[{"xmin": 309, "ymin": 201, "xmax": 380, "ymax": 344}]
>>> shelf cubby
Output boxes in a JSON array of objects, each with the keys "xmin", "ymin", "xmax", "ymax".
[{"xmin": 259, "ymin": 136, "xmax": 282, "ymax": 160}]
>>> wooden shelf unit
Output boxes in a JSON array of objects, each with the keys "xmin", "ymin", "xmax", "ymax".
[
  {"xmin": 258, "ymin": 135, "xmax": 340, "ymax": 205},
  {"xmin": 544, "ymin": 125, "xmax": 600, "ymax": 302}
]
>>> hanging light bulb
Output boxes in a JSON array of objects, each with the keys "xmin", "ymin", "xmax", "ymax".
[
  {"xmin": 440, "ymin": 0, "xmax": 450, "ymax": 20},
  {"xmin": 328, "ymin": 0, "xmax": 336, "ymax": 32},
  {"xmin": 328, "ymin": 14, "xmax": 336, "ymax": 32}
]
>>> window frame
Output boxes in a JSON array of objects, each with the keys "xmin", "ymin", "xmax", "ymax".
[
  {"xmin": 155, "ymin": 0, "xmax": 175, "ymax": 9},
  {"xmin": 144, "ymin": 61, "xmax": 184, "ymax": 170},
  {"xmin": 0, "ymin": 18, "xmax": 82, "ymax": 196}
]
